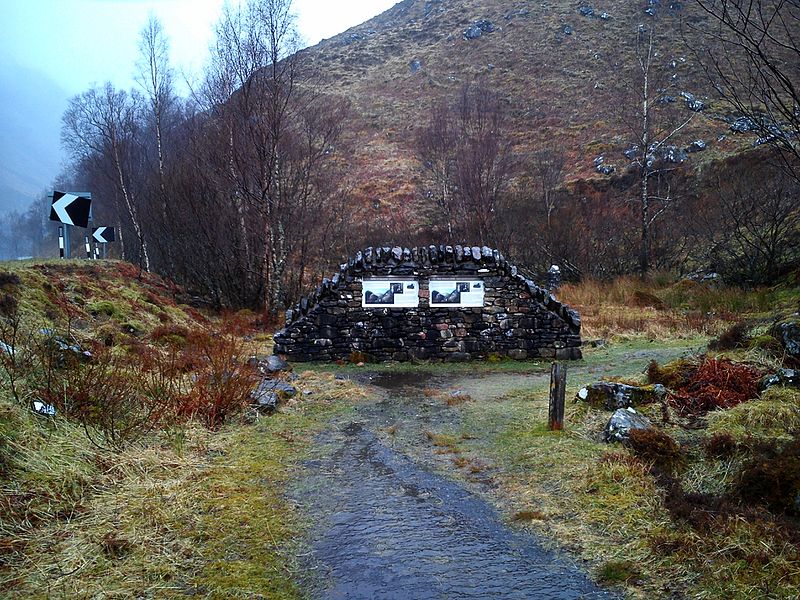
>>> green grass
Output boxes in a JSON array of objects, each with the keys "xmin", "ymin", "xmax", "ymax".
[{"xmin": 0, "ymin": 372, "xmax": 365, "ymax": 598}]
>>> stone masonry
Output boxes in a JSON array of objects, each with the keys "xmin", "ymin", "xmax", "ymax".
[{"xmin": 273, "ymin": 245, "xmax": 582, "ymax": 362}]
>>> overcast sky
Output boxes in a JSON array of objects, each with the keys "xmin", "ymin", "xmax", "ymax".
[
  {"xmin": 0, "ymin": 0, "xmax": 397, "ymax": 95},
  {"xmin": 0, "ymin": 0, "xmax": 398, "ymax": 213}
]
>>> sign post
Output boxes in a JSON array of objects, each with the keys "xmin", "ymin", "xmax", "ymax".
[
  {"xmin": 92, "ymin": 227, "xmax": 115, "ymax": 260},
  {"xmin": 49, "ymin": 191, "xmax": 92, "ymax": 259},
  {"xmin": 548, "ymin": 362, "xmax": 567, "ymax": 431}
]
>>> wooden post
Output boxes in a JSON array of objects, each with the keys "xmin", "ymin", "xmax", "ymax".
[{"xmin": 549, "ymin": 362, "xmax": 567, "ymax": 431}]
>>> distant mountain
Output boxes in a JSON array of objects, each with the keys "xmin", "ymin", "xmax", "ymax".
[
  {"xmin": 0, "ymin": 62, "xmax": 66, "ymax": 215},
  {"xmin": 298, "ymin": 0, "xmax": 757, "ymax": 210}
]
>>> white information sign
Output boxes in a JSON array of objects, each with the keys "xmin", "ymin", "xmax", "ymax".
[
  {"xmin": 429, "ymin": 279, "xmax": 485, "ymax": 308},
  {"xmin": 362, "ymin": 279, "xmax": 419, "ymax": 308}
]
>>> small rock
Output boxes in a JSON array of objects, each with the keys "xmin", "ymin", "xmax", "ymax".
[
  {"xmin": 409, "ymin": 59, "xmax": 422, "ymax": 73},
  {"xmin": 578, "ymin": 6, "xmax": 595, "ymax": 17},
  {"xmin": 255, "ymin": 391, "xmax": 279, "ymax": 411},
  {"xmin": 686, "ymin": 98, "xmax": 706, "ymax": 112},
  {"xmin": 266, "ymin": 355, "xmax": 289, "ymax": 373},
  {"xmin": 604, "ymin": 407, "xmax": 652, "ymax": 443},
  {"xmin": 578, "ymin": 381, "xmax": 667, "ymax": 410},
  {"xmin": 759, "ymin": 368, "xmax": 800, "ymax": 392},
  {"xmin": 645, "ymin": 7, "xmax": 656, "ymax": 16},
  {"xmin": 32, "ymin": 401, "xmax": 56, "ymax": 416},
  {"xmin": 563, "ymin": 25, "xmax": 573, "ymax": 35},
  {"xmin": 658, "ymin": 95, "xmax": 677, "ymax": 104},
  {"xmin": 599, "ymin": 12, "xmax": 611, "ymax": 20}
]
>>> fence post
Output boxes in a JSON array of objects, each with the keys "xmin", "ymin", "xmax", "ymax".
[{"xmin": 548, "ymin": 362, "xmax": 567, "ymax": 431}]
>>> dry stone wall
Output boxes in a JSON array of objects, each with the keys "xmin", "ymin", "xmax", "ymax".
[{"xmin": 273, "ymin": 245, "xmax": 582, "ymax": 362}]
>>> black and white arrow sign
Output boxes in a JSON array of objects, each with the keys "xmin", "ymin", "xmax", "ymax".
[
  {"xmin": 49, "ymin": 191, "xmax": 91, "ymax": 228},
  {"xmin": 92, "ymin": 227, "xmax": 115, "ymax": 243}
]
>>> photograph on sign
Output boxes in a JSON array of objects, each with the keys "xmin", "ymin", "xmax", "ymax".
[
  {"xmin": 429, "ymin": 279, "xmax": 485, "ymax": 307},
  {"xmin": 362, "ymin": 279, "xmax": 419, "ymax": 307}
]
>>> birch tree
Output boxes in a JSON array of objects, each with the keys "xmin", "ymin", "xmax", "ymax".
[{"xmin": 62, "ymin": 84, "xmax": 151, "ymax": 271}]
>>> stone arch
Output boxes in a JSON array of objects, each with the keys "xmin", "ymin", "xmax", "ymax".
[{"xmin": 273, "ymin": 245, "xmax": 582, "ymax": 362}]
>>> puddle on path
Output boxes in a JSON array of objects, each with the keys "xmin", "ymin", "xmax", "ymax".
[{"xmin": 292, "ymin": 375, "xmax": 618, "ymax": 600}]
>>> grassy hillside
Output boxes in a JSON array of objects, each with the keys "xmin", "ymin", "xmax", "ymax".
[
  {"xmin": 2, "ymin": 260, "xmax": 799, "ymax": 598},
  {"xmin": 300, "ymin": 0, "xmax": 758, "ymax": 217},
  {"xmin": 0, "ymin": 260, "xmax": 366, "ymax": 597}
]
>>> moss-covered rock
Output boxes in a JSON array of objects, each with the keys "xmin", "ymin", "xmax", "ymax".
[{"xmin": 577, "ymin": 381, "xmax": 667, "ymax": 410}]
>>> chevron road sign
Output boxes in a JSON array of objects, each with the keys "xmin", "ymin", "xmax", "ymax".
[
  {"xmin": 49, "ymin": 191, "xmax": 91, "ymax": 228},
  {"xmin": 92, "ymin": 227, "xmax": 115, "ymax": 244}
]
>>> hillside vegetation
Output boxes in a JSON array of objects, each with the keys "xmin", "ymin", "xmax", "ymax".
[
  {"xmin": 303, "ymin": 0, "xmax": 757, "ymax": 206},
  {"xmin": 0, "ymin": 260, "xmax": 366, "ymax": 597},
  {"xmin": 2, "ymin": 260, "xmax": 800, "ymax": 598}
]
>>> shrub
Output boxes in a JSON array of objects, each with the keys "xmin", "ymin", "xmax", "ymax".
[
  {"xmin": 669, "ymin": 357, "xmax": 762, "ymax": 416},
  {"xmin": 631, "ymin": 289, "xmax": 666, "ymax": 309},
  {"xmin": 150, "ymin": 324, "xmax": 190, "ymax": 349},
  {"xmin": 87, "ymin": 300, "xmax": 120, "ymax": 318},
  {"xmin": 0, "ymin": 271, "xmax": 21, "ymax": 290},
  {"xmin": 176, "ymin": 327, "xmax": 258, "ymax": 429},
  {"xmin": 596, "ymin": 560, "xmax": 640, "ymax": 584},
  {"xmin": 647, "ymin": 358, "xmax": 697, "ymax": 389},
  {"xmin": 627, "ymin": 427, "xmax": 684, "ymax": 472},
  {"xmin": 709, "ymin": 320, "xmax": 750, "ymax": 350},
  {"xmin": 704, "ymin": 432, "xmax": 738, "ymax": 458},
  {"xmin": 736, "ymin": 439, "xmax": 800, "ymax": 515}
]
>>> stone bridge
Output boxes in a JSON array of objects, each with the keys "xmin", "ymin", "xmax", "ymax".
[{"xmin": 273, "ymin": 245, "xmax": 582, "ymax": 362}]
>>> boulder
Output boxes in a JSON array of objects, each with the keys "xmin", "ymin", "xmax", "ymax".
[
  {"xmin": 686, "ymin": 98, "xmax": 706, "ymax": 112},
  {"xmin": 730, "ymin": 116, "xmax": 757, "ymax": 133},
  {"xmin": 251, "ymin": 378, "xmax": 296, "ymax": 412},
  {"xmin": 577, "ymin": 381, "xmax": 667, "ymax": 410},
  {"xmin": 604, "ymin": 407, "xmax": 652, "ymax": 443},
  {"xmin": 686, "ymin": 140, "xmax": 707, "ymax": 153},
  {"xmin": 578, "ymin": 6, "xmax": 595, "ymax": 17},
  {"xmin": 599, "ymin": 12, "xmax": 611, "ymax": 20},
  {"xmin": 463, "ymin": 19, "xmax": 495, "ymax": 40},
  {"xmin": 623, "ymin": 145, "xmax": 640, "ymax": 160},
  {"xmin": 773, "ymin": 321, "xmax": 800, "ymax": 360},
  {"xmin": 660, "ymin": 146, "xmax": 688, "ymax": 163},
  {"xmin": 409, "ymin": 59, "xmax": 422, "ymax": 73},
  {"xmin": 257, "ymin": 379, "xmax": 297, "ymax": 398},
  {"xmin": 463, "ymin": 25, "xmax": 483, "ymax": 40},
  {"xmin": 594, "ymin": 155, "xmax": 615, "ymax": 174},
  {"xmin": 759, "ymin": 368, "xmax": 800, "ymax": 392}
]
